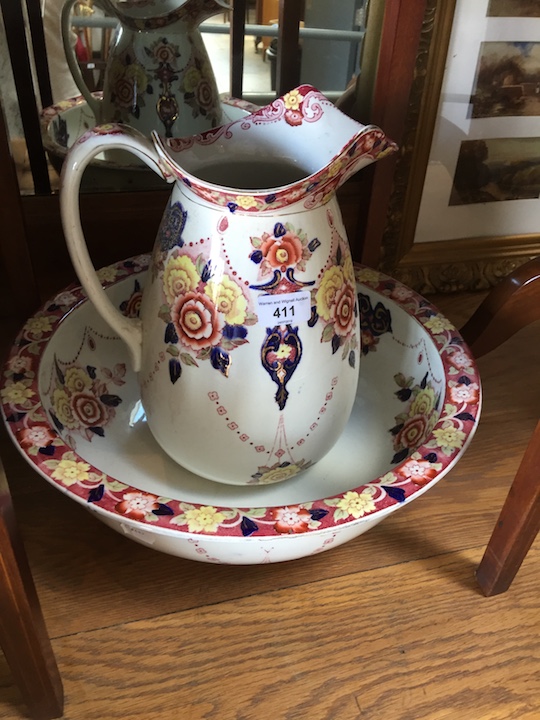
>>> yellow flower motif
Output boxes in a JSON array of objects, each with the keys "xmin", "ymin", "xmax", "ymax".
[
  {"xmin": 257, "ymin": 463, "xmax": 301, "ymax": 485},
  {"xmin": 97, "ymin": 266, "xmax": 117, "ymax": 283},
  {"xmin": 283, "ymin": 89, "xmax": 304, "ymax": 110},
  {"xmin": 355, "ymin": 267, "xmax": 380, "ymax": 283},
  {"xmin": 51, "ymin": 458, "xmax": 90, "ymax": 486},
  {"xmin": 235, "ymin": 195, "xmax": 260, "ymax": 210},
  {"xmin": 24, "ymin": 316, "xmax": 53, "ymax": 335},
  {"xmin": 183, "ymin": 66, "xmax": 202, "ymax": 93},
  {"xmin": 1, "ymin": 381, "xmax": 34, "ymax": 404},
  {"xmin": 205, "ymin": 275, "xmax": 247, "ymax": 324},
  {"xmin": 328, "ymin": 159, "xmax": 344, "ymax": 178},
  {"xmin": 123, "ymin": 61, "xmax": 148, "ymax": 87},
  {"xmin": 163, "ymin": 255, "xmax": 199, "ymax": 305},
  {"xmin": 52, "ymin": 388, "xmax": 79, "ymax": 429},
  {"xmin": 342, "ymin": 255, "xmax": 355, "ymax": 284},
  {"xmin": 423, "ymin": 315, "xmax": 454, "ymax": 334},
  {"xmin": 409, "ymin": 388, "xmax": 437, "ymax": 418},
  {"xmin": 275, "ymin": 344, "xmax": 292, "ymax": 359},
  {"xmin": 315, "ymin": 266, "xmax": 344, "ymax": 320},
  {"xmin": 64, "ymin": 367, "xmax": 92, "ymax": 394},
  {"xmin": 184, "ymin": 505, "xmax": 226, "ymax": 533},
  {"xmin": 336, "ymin": 490, "xmax": 376, "ymax": 519},
  {"xmin": 433, "ymin": 424, "xmax": 465, "ymax": 452}
]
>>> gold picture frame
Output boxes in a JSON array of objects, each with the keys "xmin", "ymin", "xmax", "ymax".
[{"xmin": 380, "ymin": 0, "xmax": 540, "ymax": 293}]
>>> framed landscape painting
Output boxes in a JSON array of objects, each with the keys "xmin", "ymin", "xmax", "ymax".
[{"xmin": 382, "ymin": 0, "xmax": 540, "ymax": 293}]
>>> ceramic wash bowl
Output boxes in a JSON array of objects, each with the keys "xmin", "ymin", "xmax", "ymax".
[
  {"xmin": 40, "ymin": 93, "xmax": 258, "ymax": 191},
  {"xmin": 1, "ymin": 258, "xmax": 481, "ymax": 564}
]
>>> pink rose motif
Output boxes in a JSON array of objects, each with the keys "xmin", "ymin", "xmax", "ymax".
[
  {"xmin": 331, "ymin": 283, "xmax": 356, "ymax": 337},
  {"xmin": 124, "ymin": 291, "xmax": 142, "ymax": 318},
  {"xmin": 152, "ymin": 42, "xmax": 177, "ymax": 65},
  {"xmin": 112, "ymin": 76, "xmax": 136, "ymax": 109},
  {"xmin": 270, "ymin": 505, "xmax": 311, "ymax": 534},
  {"xmin": 394, "ymin": 415, "xmax": 429, "ymax": 451},
  {"xmin": 172, "ymin": 292, "xmax": 224, "ymax": 351},
  {"xmin": 116, "ymin": 492, "xmax": 160, "ymax": 520},
  {"xmin": 285, "ymin": 109, "xmax": 303, "ymax": 126},
  {"xmin": 71, "ymin": 393, "xmax": 108, "ymax": 427},
  {"xmin": 260, "ymin": 231, "xmax": 303, "ymax": 268},
  {"xmin": 196, "ymin": 79, "xmax": 216, "ymax": 111}
]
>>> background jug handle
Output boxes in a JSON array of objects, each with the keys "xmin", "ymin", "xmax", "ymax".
[
  {"xmin": 61, "ymin": 0, "xmax": 105, "ymax": 118},
  {"xmin": 60, "ymin": 125, "xmax": 174, "ymax": 372}
]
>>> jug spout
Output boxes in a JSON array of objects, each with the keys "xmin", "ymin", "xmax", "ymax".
[{"xmin": 152, "ymin": 85, "xmax": 398, "ymax": 213}]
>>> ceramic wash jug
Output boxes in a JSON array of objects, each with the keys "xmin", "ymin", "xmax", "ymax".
[
  {"xmin": 60, "ymin": 86, "xmax": 397, "ymax": 486},
  {"xmin": 61, "ymin": 0, "xmax": 227, "ymax": 138}
]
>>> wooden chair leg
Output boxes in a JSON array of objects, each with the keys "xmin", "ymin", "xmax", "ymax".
[
  {"xmin": 0, "ymin": 451, "xmax": 64, "ymax": 719},
  {"xmin": 476, "ymin": 420, "xmax": 540, "ymax": 597}
]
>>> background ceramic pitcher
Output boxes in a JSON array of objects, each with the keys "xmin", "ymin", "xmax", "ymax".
[
  {"xmin": 60, "ymin": 86, "xmax": 397, "ymax": 486},
  {"xmin": 61, "ymin": 0, "xmax": 227, "ymax": 138}
]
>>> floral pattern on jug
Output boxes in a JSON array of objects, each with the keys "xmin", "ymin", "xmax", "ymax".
[{"xmin": 157, "ymin": 247, "xmax": 257, "ymax": 380}]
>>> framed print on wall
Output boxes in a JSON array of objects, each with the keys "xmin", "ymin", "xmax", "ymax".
[{"xmin": 380, "ymin": 0, "xmax": 540, "ymax": 293}]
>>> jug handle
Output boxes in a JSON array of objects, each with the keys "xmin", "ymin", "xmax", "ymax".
[
  {"xmin": 60, "ymin": 125, "xmax": 175, "ymax": 372},
  {"xmin": 61, "ymin": 0, "xmax": 104, "ymax": 118}
]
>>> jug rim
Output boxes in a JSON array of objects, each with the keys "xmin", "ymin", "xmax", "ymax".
[{"xmin": 152, "ymin": 85, "xmax": 398, "ymax": 214}]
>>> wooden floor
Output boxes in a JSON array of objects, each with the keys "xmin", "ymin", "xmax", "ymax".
[{"xmin": 0, "ymin": 291, "xmax": 538, "ymax": 720}]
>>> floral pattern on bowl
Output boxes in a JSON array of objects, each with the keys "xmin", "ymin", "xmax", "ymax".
[{"xmin": 0, "ymin": 257, "xmax": 481, "ymax": 564}]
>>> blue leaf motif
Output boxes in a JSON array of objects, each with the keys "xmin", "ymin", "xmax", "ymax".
[
  {"xmin": 455, "ymin": 412, "xmax": 475, "ymax": 422},
  {"xmin": 165, "ymin": 322, "xmax": 178, "ymax": 344},
  {"xmin": 383, "ymin": 486, "xmax": 406, "ymax": 503},
  {"xmin": 458, "ymin": 375, "xmax": 471, "ymax": 385},
  {"xmin": 250, "ymin": 250, "xmax": 263, "ymax": 264},
  {"xmin": 86, "ymin": 366, "xmax": 97, "ymax": 379},
  {"xmin": 88, "ymin": 484, "xmax": 105, "ymax": 503},
  {"xmin": 348, "ymin": 350, "xmax": 356, "ymax": 369},
  {"xmin": 423, "ymin": 452, "xmax": 438, "ymax": 463},
  {"xmin": 152, "ymin": 504, "xmax": 175, "ymax": 516},
  {"xmin": 6, "ymin": 412, "xmax": 26, "ymax": 423},
  {"xmin": 241, "ymin": 516, "xmax": 259, "ymax": 536},
  {"xmin": 38, "ymin": 445, "xmax": 55, "ymax": 456},
  {"xmin": 308, "ymin": 237, "xmax": 321, "ymax": 252},
  {"xmin": 200, "ymin": 261, "xmax": 214, "ymax": 283},
  {"xmin": 274, "ymin": 222, "xmax": 286, "ymax": 237},
  {"xmin": 395, "ymin": 388, "xmax": 412, "ymax": 402},
  {"xmin": 223, "ymin": 324, "xmax": 247, "ymax": 341},
  {"xmin": 309, "ymin": 508, "xmax": 329, "ymax": 521},
  {"xmin": 331, "ymin": 334, "xmax": 340, "ymax": 354},
  {"xmin": 89, "ymin": 426, "xmax": 105, "ymax": 437},
  {"xmin": 210, "ymin": 347, "xmax": 231, "ymax": 377},
  {"xmin": 100, "ymin": 394, "xmax": 122, "ymax": 407},
  {"xmin": 169, "ymin": 358, "xmax": 182, "ymax": 384},
  {"xmin": 391, "ymin": 448, "xmax": 409, "ymax": 464}
]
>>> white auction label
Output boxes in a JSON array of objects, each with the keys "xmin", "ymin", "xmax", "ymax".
[{"xmin": 257, "ymin": 291, "xmax": 312, "ymax": 325}]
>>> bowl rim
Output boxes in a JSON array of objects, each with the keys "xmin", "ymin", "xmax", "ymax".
[{"xmin": 1, "ymin": 257, "xmax": 481, "ymax": 541}]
